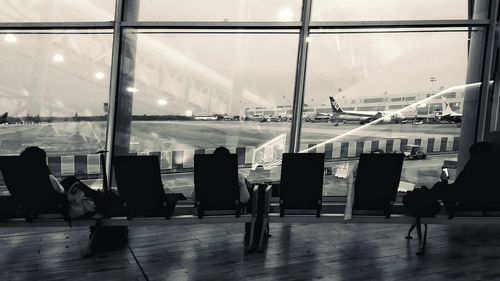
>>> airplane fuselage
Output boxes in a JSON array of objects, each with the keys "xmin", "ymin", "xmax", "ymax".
[{"xmin": 334, "ymin": 110, "xmax": 405, "ymax": 123}]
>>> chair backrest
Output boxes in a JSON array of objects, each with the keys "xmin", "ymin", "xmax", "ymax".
[
  {"xmin": 113, "ymin": 156, "xmax": 166, "ymax": 214},
  {"xmin": 194, "ymin": 154, "xmax": 239, "ymax": 215},
  {"xmin": 0, "ymin": 155, "xmax": 61, "ymax": 214},
  {"xmin": 0, "ymin": 156, "xmax": 24, "ymax": 199},
  {"xmin": 279, "ymin": 153, "xmax": 325, "ymax": 216},
  {"xmin": 353, "ymin": 153, "xmax": 404, "ymax": 212}
]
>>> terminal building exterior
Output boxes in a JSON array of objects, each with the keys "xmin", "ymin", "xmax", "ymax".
[{"xmin": 246, "ymin": 89, "xmax": 464, "ymax": 120}]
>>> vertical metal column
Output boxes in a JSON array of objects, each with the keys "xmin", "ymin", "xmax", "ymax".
[
  {"xmin": 458, "ymin": 0, "xmax": 498, "ymax": 173},
  {"xmin": 475, "ymin": 0, "xmax": 499, "ymax": 140},
  {"xmin": 288, "ymin": 0, "xmax": 312, "ymax": 153},
  {"xmin": 104, "ymin": 0, "xmax": 125, "ymax": 187},
  {"xmin": 491, "ymin": 28, "xmax": 500, "ymax": 131}
]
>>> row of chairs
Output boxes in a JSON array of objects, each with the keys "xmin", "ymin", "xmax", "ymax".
[
  {"xmin": 1, "ymin": 152, "xmax": 496, "ymax": 256},
  {"xmin": 0, "ymin": 154, "xmax": 263, "ymax": 254}
]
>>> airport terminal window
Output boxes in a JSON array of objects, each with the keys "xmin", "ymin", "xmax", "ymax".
[
  {"xmin": 311, "ymin": 0, "xmax": 470, "ymax": 21},
  {"xmin": 126, "ymin": 0, "xmax": 302, "ymax": 22},
  {"xmin": 0, "ymin": 30, "xmax": 112, "ymax": 157},
  {"xmin": 0, "ymin": 0, "xmax": 115, "ymax": 22},
  {"xmin": 316, "ymin": 108, "xmax": 331, "ymax": 114},
  {"xmin": 301, "ymin": 29, "xmax": 475, "ymax": 196},
  {"xmin": 357, "ymin": 106, "xmax": 387, "ymax": 111},
  {"xmin": 114, "ymin": 29, "xmax": 298, "ymax": 197},
  {"xmin": 389, "ymin": 105, "xmax": 406, "ymax": 110},
  {"xmin": 363, "ymin": 98, "xmax": 385, "ymax": 104},
  {"xmin": 0, "ymin": 30, "xmax": 112, "ymax": 191},
  {"xmin": 0, "ymin": 1, "xmax": 494, "ymax": 201}
]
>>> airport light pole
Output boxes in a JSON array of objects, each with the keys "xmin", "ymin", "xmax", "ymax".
[{"xmin": 428, "ymin": 77, "xmax": 437, "ymax": 123}]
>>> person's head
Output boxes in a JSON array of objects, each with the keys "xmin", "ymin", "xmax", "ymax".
[
  {"xmin": 20, "ymin": 146, "xmax": 51, "ymax": 174},
  {"xmin": 485, "ymin": 131, "xmax": 500, "ymax": 155},
  {"xmin": 20, "ymin": 146, "xmax": 47, "ymax": 163},
  {"xmin": 214, "ymin": 146, "xmax": 230, "ymax": 156}
]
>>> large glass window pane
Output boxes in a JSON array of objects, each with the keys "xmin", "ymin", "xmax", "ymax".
[
  {"xmin": 312, "ymin": 0, "xmax": 472, "ymax": 21},
  {"xmin": 0, "ymin": 30, "xmax": 113, "ymax": 187},
  {"xmin": 301, "ymin": 28, "xmax": 483, "ymax": 196},
  {"xmin": 126, "ymin": 0, "xmax": 302, "ymax": 22},
  {"xmin": 114, "ymin": 29, "xmax": 299, "ymax": 197},
  {"xmin": 0, "ymin": 0, "xmax": 115, "ymax": 22}
]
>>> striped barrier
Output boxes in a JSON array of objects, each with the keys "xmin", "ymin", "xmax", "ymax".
[{"xmin": 45, "ymin": 137, "xmax": 460, "ymax": 178}]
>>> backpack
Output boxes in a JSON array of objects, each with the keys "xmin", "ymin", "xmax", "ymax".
[
  {"xmin": 61, "ymin": 176, "xmax": 105, "ymax": 218},
  {"xmin": 67, "ymin": 182, "xmax": 96, "ymax": 218},
  {"xmin": 403, "ymin": 186, "xmax": 442, "ymax": 217}
]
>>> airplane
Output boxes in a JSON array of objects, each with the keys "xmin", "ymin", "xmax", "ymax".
[
  {"xmin": 439, "ymin": 97, "xmax": 462, "ymax": 123},
  {"xmin": 329, "ymin": 97, "xmax": 406, "ymax": 124},
  {"xmin": 0, "ymin": 112, "xmax": 8, "ymax": 124}
]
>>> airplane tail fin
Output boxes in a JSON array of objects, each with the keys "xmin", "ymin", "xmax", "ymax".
[
  {"xmin": 329, "ymin": 96, "xmax": 344, "ymax": 113},
  {"xmin": 441, "ymin": 97, "xmax": 455, "ymax": 116}
]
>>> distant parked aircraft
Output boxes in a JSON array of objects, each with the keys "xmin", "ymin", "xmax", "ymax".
[
  {"xmin": 0, "ymin": 112, "xmax": 8, "ymax": 124},
  {"xmin": 329, "ymin": 97, "xmax": 405, "ymax": 124},
  {"xmin": 440, "ymin": 97, "xmax": 462, "ymax": 123}
]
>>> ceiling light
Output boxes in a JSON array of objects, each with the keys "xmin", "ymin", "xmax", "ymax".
[
  {"xmin": 53, "ymin": 54, "xmax": 64, "ymax": 62},
  {"xmin": 95, "ymin": 72, "xmax": 105, "ymax": 79},
  {"xmin": 4, "ymin": 34, "xmax": 17, "ymax": 43},
  {"xmin": 278, "ymin": 8, "xmax": 294, "ymax": 21},
  {"xmin": 157, "ymin": 99, "xmax": 168, "ymax": 106}
]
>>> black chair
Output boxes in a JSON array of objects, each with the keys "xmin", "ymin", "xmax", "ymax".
[
  {"xmin": 279, "ymin": 153, "xmax": 325, "ymax": 217},
  {"xmin": 0, "ymin": 156, "xmax": 68, "ymax": 220},
  {"xmin": 113, "ymin": 155, "xmax": 177, "ymax": 219},
  {"xmin": 194, "ymin": 153, "xmax": 262, "ymax": 251},
  {"xmin": 352, "ymin": 153, "xmax": 404, "ymax": 218},
  {"xmin": 194, "ymin": 153, "xmax": 241, "ymax": 218}
]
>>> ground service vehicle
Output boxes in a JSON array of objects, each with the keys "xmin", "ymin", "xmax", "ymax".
[{"xmin": 404, "ymin": 145, "xmax": 427, "ymax": 160}]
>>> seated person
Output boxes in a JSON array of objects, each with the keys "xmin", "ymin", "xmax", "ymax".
[
  {"xmin": 191, "ymin": 146, "xmax": 250, "ymax": 205},
  {"xmin": 20, "ymin": 146, "xmax": 64, "ymax": 194},
  {"xmin": 431, "ymin": 131, "xmax": 500, "ymax": 213}
]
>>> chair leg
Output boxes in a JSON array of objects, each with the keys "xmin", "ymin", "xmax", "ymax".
[
  {"xmin": 257, "ymin": 218, "xmax": 269, "ymax": 252},
  {"xmin": 246, "ymin": 220, "xmax": 256, "ymax": 252},
  {"xmin": 405, "ymin": 223, "xmax": 416, "ymax": 239},
  {"xmin": 415, "ymin": 219, "xmax": 427, "ymax": 256},
  {"xmin": 418, "ymin": 224, "xmax": 428, "ymax": 256},
  {"xmin": 81, "ymin": 226, "xmax": 96, "ymax": 258}
]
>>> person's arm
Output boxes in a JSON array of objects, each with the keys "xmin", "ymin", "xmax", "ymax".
[
  {"xmin": 49, "ymin": 174, "xmax": 65, "ymax": 194},
  {"xmin": 238, "ymin": 174, "xmax": 250, "ymax": 204}
]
